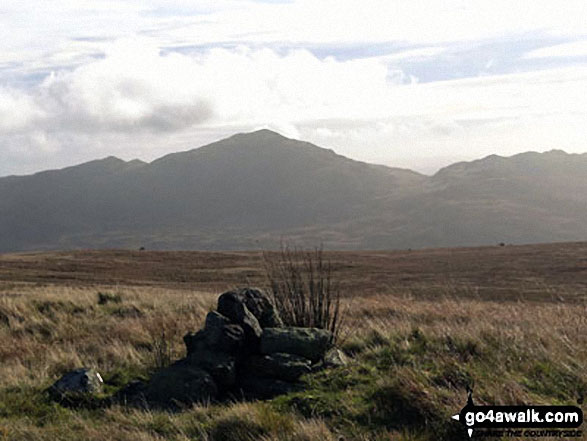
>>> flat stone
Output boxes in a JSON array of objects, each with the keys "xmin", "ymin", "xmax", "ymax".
[
  {"xmin": 260, "ymin": 327, "xmax": 332, "ymax": 362},
  {"xmin": 243, "ymin": 353, "xmax": 311, "ymax": 382}
]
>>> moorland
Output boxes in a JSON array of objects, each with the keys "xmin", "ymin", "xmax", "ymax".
[{"xmin": 0, "ymin": 242, "xmax": 585, "ymax": 440}]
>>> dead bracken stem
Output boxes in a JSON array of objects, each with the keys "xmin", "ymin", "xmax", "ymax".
[
  {"xmin": 150, "ymin": 329, "xmax": 173, "ymax": 369},
  {"xmin": 263, "ymin": 244, "xmax": 347, "ymax": 342}
]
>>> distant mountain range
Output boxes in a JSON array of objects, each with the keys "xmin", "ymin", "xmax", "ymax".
[{"xmin": 1, "ymin": 129, "xmax": 586, "ymax": 252}]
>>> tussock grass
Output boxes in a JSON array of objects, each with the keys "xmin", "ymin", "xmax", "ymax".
[{"xmin": 0, "ymin": 280, "xmax": 585, "ymax": 440}]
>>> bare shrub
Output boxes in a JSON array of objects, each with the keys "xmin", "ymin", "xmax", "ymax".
[{"xmin": 263, "ymin": 245, "xmax": 345, "ymax": 341}]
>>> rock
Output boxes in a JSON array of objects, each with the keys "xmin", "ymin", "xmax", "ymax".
[
  {"xmin": 236, "ymin": 288, "xmax": 283, "ymax": 328},
  {"xmin": 186, "ymin": 349, "xmax": 237, "ymax": 388},
  {"xmin": 113, "ymin": 380, "xmax": 147, "ymax": 406},
  {"xmin": 260, "ymin": 327, "xmax": 332, "ymax": 362},
  {"xmin": 243, "ymin": 353, "xmax": 312, "ymax": 382},
  {"xmin": 217, "ymin": 291, "xmax": 263, "ymax": 346},
  {"xmin": 183, "ymin": 329, "xmax": 208, "ymax": 355},
  {"xmin": 203, "ymin": 311, "xmax": 245, "ymax": 354},
  {"xmin": 48, "ymin": 368, "xmax": 103, "ymax": 401},
  {"xmin": 184, "ymin": 314, "xmax": 245, "ymax": 357},
  {"xmin": 239, "ymin": 375, "xmax": 304, "ymax": 400},
  {"xmin": 323, "ymin": 348, "xmax": 350, "ymax": 368},
  {"xmin": 146, "ymin": 363, "xmax": 217, "ymax": 406}
]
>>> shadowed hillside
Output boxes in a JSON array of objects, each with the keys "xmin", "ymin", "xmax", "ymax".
[{"xmin": 1, "ymin": 130, "xmax": 586, "ymax": 251}]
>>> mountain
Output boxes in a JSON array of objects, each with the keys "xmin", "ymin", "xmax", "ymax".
[{"xmin": 1, "ymin": 130, "xmax": 586, "ymax": 251}]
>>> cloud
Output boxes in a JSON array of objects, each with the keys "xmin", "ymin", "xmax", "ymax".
[
  {"xmin": 380, "ymin": 47, "xmax": 446, "ymax": 62},
  {"xmin": 158, "ymin": 0, "xmax": 587, "ymax": 46},
  {"xmin": 524, "ymin": 40, "xmax": 587, "ymax": 59},
  {"xmin": 2, "ymin": 0, "xmax": 586, "ymax": 79},
  {"xmin": 0, "ymin": 39, "xmax": 396, "ymax": 137},
  {"xmin": 38, "ymin": 39, "xmax": 213, "ymax": 133},
  {"xmin": 2, "ymin": 0, "xmax": 587, "ymax": 178},
  {"xmin": 0, "ymin": 88, "xmax": 44, "ymax": 133}
]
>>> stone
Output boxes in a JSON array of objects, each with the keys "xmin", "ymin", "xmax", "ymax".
[
  {"xmin": 183, "ymin": 329, "xmax": 208, "ymax": 355},
  {"xmin": 260, "ymin": 327, "xmax": 332, "ymax": 362},
  {"xmin": 236, "ymin": 288, "xmax": 283, "ymax": 328},
  {"xmin": 243, "ymin": 353, "xmax": 312, "ymax": 382},
  {"xmin": 113, "ymin": 380, "xmax": 147, "ymax": 406},
  {"xmin": 145, "ymin": 362, "xmax": 217, "ymax": 406},
  {"xmin": 186, "ymin": 349, "xmax": 237, "ymax": 388},
  {"xmin": 48, "ymin": 368, "xmax": 103, "ymax": 401},
  {"xmin": 323, "ymin": 348, "xmax": 350, "ymax": 368},
  {"xmin": 239, "ymin": 375, "xmax": 304, "ymax": 400},
  {"xmin": 203, "ymin": 311, "xmax": 245, "ymax": 354},
  {"xmin": 217, "ymin": 291, "xmax": 263, "ymax": 346}
]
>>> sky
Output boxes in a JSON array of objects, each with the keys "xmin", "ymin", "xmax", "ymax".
[{"xmin": 1, "ymin": 0, "xmax": 586, "ymax": 176}]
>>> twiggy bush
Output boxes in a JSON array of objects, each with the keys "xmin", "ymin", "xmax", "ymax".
[{"xmin": 263, "ymin": 246, "xmax": 344, "ymax": 341}]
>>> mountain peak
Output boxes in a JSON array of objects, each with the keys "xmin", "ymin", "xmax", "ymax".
[
  {"xmin": 227, "ymin": 128, "xmax": 291, "ymax": 144},
  {"xmin": 1, "ymin": 132, "xmax": 587, "ymax": 252},
  {"xmin": 241, "ymin": 128, "xmax": 287, "ymax": 137}
]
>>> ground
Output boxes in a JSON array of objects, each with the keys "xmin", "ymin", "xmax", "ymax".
[{"xmin": 0, "ymin": 242, "xmax": 585, "ymax": 440}]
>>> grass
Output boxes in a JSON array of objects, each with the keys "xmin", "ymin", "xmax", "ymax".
[{"xmin": 0, "ymin": 247, "xmax": 586, "ymax": 440}]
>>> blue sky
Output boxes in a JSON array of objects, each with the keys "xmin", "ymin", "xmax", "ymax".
[{"xmin": 1, "ymin": 0, "xmax": 586, "ymax": 175}]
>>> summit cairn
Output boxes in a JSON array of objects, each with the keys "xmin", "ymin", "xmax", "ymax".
[{"xmin": 140, "ymin": 288, "xmax": 339, "ymax": 407}]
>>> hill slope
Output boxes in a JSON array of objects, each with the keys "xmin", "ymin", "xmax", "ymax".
[{"xmin": 0, "ymin": 130, "xmax": 586, "ymax": 251}]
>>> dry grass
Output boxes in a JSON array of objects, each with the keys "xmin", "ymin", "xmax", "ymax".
[
  {"xmin": 0, "ymin": 285, "xmax": 216, "ymax": 389},
  {"xmin": 0, "ymin": 245, "xmax": 586, "ymax": 440}
]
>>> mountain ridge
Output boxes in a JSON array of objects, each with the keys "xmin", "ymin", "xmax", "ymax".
[
  {"xmin": 1, "ymin": 130, "xmax": 586, "ymax": 252},
  {"xmin": 5, "ymin": 130, "xmax": 581, "ymax": 180}
]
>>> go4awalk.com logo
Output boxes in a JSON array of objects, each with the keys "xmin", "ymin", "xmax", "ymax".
[{"xmin": 452, "ymin": 391, "xmax": 583, "ymax": 438}]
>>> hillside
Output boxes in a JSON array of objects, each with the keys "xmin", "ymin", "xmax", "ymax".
[
  {"xmin": 2, "ymin": 242, "xmax": 587, "ymax": 302},
  {"xmin": 0, "ymin": 244, "xmax": 585, "ymax": 440},
  {"xmin": 1, "ymin": 130, "xmax": 586, "ymax": 251}
]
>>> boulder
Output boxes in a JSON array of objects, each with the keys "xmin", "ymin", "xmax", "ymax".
[
  {"xmin": 48, "ymin": 368, "xmax": 104, "ymax": 402},
  {"xmin": 184, "ymin": 314, "xmax": 245, "ymax": 357},
  {"xmin": 113, "ymin": 380, "xmax": 147, "ymax": 406},
  {"xmin": 243, "ymin": 353, "xmax": 312, "ymax": 382},
  {"xmin": 183, "ymin": 329, "xmax": 208, "ymax": 355},
  {"xmin": 186, "ymin": 349, "xmax": 237, "ymax": 388},
  {"xmin": 217, "ymin": 291, "xmax": 263, "ymax": 346},
  {"xmin": 260, "ymin": 327, "xmax": 332, "ymax": 362},
  {"xmin": 236, "ymin": 288, "xmax": 283, "ymax": 328},
  {"xmin": 203, "ymin": 311, "xmax": 245, "ymax": 354},
  {"xmin": 323, "ymin": 348, "xmax": 350, "ymax": 368},
  {"xmin": 145, "ymin": 362, "xmax": 217, "ymax": 406}
]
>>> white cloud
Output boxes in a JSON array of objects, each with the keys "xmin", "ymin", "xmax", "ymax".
[
  {"xmin": 380, "ymin": 47, "xmax": 446, "ymax": 62},
  {"xmin": 39, "ymin": 39, "xmax": 213, "ymax": 133},
  {"xmin": 0, "ymin": 88, "xmax": 44, "ymax": 133},
  {"xmin": 0, "ymin": 39, "xmax": 396, "ymax": 137},
  {"xmin": 524, "ymin": 40, "xmax": 587, "ymax": 59},
  {"xmin": 154, "ymin": 0, "xmax": 587, "ymax": 47},
  {"xmin": 2, "ymin": 0, "xmax": 586, "ymax": 74}
]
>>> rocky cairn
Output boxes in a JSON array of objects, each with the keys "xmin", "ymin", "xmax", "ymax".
[
  {"xmin": 113, "ymin": 288, "xmax": 343, "ymax": 407},
  {"xmin": 49, "ymin": 288, "xmax": 346, "ymax": 407}
]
